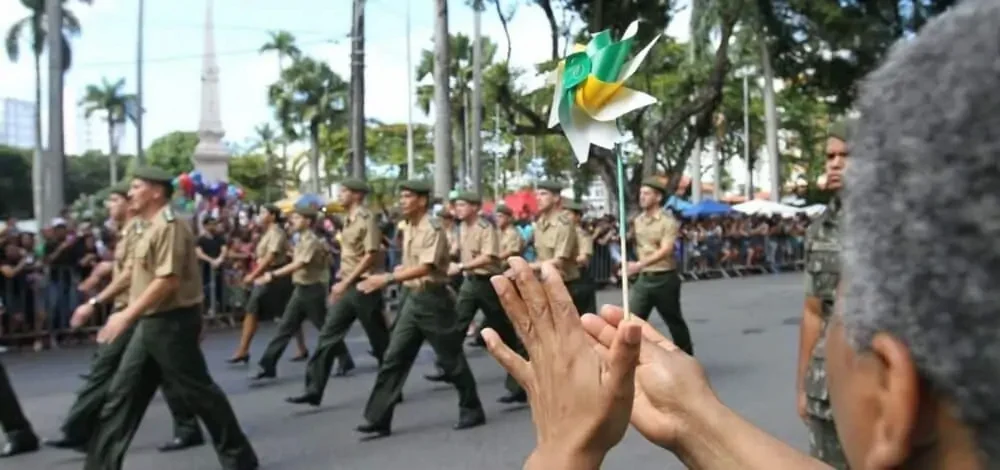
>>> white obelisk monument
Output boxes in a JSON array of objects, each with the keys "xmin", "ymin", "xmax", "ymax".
[{"xmin": 192, "ymin": 0, "xmax": 229, "ymax": 181}]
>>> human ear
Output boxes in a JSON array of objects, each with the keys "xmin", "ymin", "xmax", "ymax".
[{"xmin": 864, "ymin": 333, "xmax": 920, "ymax": 468}]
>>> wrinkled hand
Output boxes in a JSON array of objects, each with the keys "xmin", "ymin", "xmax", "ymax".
[
  {"xmin": 581, "ymin": 307, "xmax": 715, "ymax": 450},
  {"xmin": 625, "ymin": 261, "xmax": 642, "ymax": 276},
  {"xmin": 70, "ymin": 303, "xmax": 95, "ymax": 329},
  {"xmin": 329, "ymin": 280, "xmax": 348, "ymax": 301},
  {"xmin": 482, "ymin": 257, "xmax": 642, "ymax": 463},
  {"xmin": 357, "ymin": 273, "xmax": 389, "ymax": 294},
  {"xmin": 97, "ymin": 312, "xmax": 134, "ymax": 344}
]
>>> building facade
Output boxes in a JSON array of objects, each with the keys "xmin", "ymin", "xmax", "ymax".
[{"xmin": 0, "ymin": 98, "xmax": 36, "ymax": 149}]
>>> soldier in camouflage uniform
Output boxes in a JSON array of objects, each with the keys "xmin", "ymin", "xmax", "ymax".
[{"xmin": 797, "ymin": 120, "xmax": 852, "ymax": 469}]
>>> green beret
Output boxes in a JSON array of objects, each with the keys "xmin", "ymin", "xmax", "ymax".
[
  {"xmin": 828, "ymin": 118, "xmax": 857, "ymax": 142},
  {"xmin": 641, "ymin": 177, "xmax": 667, "ymax": 194},
  {"xmin": 563, "ymin": 200, "xmax": 585, "ymax": 212},
  {"xmin": 294, "ymin": 206, "xmax": 319, "ymax": 219},
  {"xmin": 536, "ymin": 180, "xmax": 565, "ymax": 193},
  {"xmin": 109, "ymin": 182, "xmax": 130, "ymax": 197},
  {"xmin": 495, "ymin": 205, "xmax": 513, "ymax": 216},
  {"xmin": 340, "ymin": 178, "xmax": 370, "ymax": 193},
  {"xmin": 399, "ymin": 179, "xmax": 433, "ymax": 195},
  {"xmin": 454, "ymin": 191, "xmax": 481, "ymax": 204},
  {"xmin": 132, "ymin": 166, "xmax": 174, "ymax": 185}
]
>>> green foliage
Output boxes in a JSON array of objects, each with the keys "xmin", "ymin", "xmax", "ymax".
[
  {"xmin": 229, "ymin": 153, "xmax": 286, "ymax": 203},
  {"xmin": 4, "ymin": 0, "xmax": 91, "ymax": 71},
  {"xmin": 0, "ymin": 146, "xmax": 34, "ymax": 218},
  {"xmin": 139, "ymin": 131, "xmax": 198, "ymax": 175},
  {"xmin": 78, "ymin": 77, "xmax": 138, "ymax": 134},
  {"xmin": 268, "ymin": 57, "xmax": 348, "ymax": 140}
]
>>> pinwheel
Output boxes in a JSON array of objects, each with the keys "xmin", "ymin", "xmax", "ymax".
[{"xmin": 548, "ymin": 20, "xmax": 660, "ymax": 319}]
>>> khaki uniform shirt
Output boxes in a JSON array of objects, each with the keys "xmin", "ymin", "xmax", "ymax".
[
  {"xmin": 401, "ymin": 213, "xmax": 449, "ymax": 289},
  {"xmin": 576, "ymin": 226, "xmax": 593, "ymax": 264},
  {"xmin": 292, "ymin": 230, "xmax": 330, "ymax": 285},
  {"xmin": 499, "ymin": 225, "xmax": 524, "ymax": 258},
  {"xmin": 533, "ymin": 210, "xmax": 580, "ymax": 281},
  {"xmin": 633, "ymin": 211, "xmax": 679, "ymax": 272},
  {"xmin": 130, "ymin": 206, "xmax": 203, "ymax": 314},
  {"xmin": 255, "ymin": 224, "xmax": 289, "ymax": 268},
  {"xmin": 112, "ymin": 218, "xmax": 146, "ymax": 309},
  {"xmin": 458, "ymin": 217, "xmax": 501, "ymax": 275},
  {"xmin": 339, "ymin": 206, "xmax": 383, "ymax": 278}
]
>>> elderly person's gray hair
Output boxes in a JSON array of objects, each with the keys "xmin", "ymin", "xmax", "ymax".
[{"xmin": 843, "ymin": 0, "xmax": 1000, "ymax": 461}]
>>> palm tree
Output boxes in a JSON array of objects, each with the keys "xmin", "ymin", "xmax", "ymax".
[
  {"xmin": 79, "ymin": 77, "xmax": 138, "ymax": 185},
  {"xmin": 259, "ymin": 30, "xmax": 302, "ymax": 188},
  {"xmin": 417, "ymin": 33, "xmax": 496, "ymax": 189},
  {"xmin": 252, "ymin": 123, "xmax": 278, "ymax": 201},
  {"xmin": 6, "ymin": 0, "xmax": 91, "ymax": 221},
  {"xmin": 268, "ymin": 57, "xmax": 349, "ymax": 194}
]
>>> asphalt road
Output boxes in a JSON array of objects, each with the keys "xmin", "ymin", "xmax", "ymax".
[{"xmin": 3, "ymin": 273, "xmax": 808, "ymax": 469}]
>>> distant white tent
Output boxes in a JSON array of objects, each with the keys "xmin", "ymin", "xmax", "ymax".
[
  {"xmin": 732, "ymin": 200, "xmax": 802, "ymax": 216},
  {"xmin": 804, "ymin": 204, "xmax": 828, "ymax": 217}
]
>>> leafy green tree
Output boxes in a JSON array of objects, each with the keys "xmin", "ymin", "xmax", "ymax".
[
  {"xmin": 0, "ymin": 146, "xmax": 33, "ymax": 218},
  {"xmin": 229, "ymin": 153, "xmax": 286, "ymax": 203},
  {"xmin": 78, "ymin": 77, "xmax": 138, "ymax": 185},
  {"xmin": 139, "ymin": 131, "xmax": 198, "ymax": 175}
]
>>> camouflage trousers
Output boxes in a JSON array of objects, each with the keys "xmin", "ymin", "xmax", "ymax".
[{"xmin": 807, "ymin": 416, "xmax": 850, "ymax": 469}]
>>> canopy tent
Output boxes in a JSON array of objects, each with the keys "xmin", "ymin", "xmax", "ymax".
[
  {"xmin": 681, "ymin": 200, "xmax": 733, "ymax": 218},
  {"xmin": 274, "ymin": 192, "xmax": 344, "ymax": 214},
  {"xmin": 732, "ymin": 200, "xmax": 802, "ymax": 216}
]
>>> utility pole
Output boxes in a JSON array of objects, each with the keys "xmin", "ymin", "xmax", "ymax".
[
  {"xmin": 405, "ymin": 0, "xmax": 414, "ymax": 177},
  {"xmin": 45, "ymin": 0, "xmax": 65, "ymax": 222},
  {"xmin": 136, "ymin": 0, "xmax": 146, "ymax": 164},
  {"xmin": 350, "ymin": 0, "xmax": 366, "ymax": 179},
  {"xmin": 469, "ymin": 0, "xmax": 484, "ymax": 196},
  {"xmin": 432, "ymin": 0, "xmax": 453, "ymax": 199}
]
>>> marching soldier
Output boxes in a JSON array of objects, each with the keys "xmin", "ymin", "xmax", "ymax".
[
  {"xmin": 85, "ymin": 167, "xmax": 257, "ymax": 470},
  {"xmin": 286, "ymin": 178, "xmax": 391, "ymax": 406},
  {"xmin": 530, "ymin": 181, "xmax": 585, "ymax": 312},
  {"xmin": 49, "ymin": 183, "xmax": 204, "ymax": 453},
  {"xmin": 354, "ymin": 180, "xmax": 486, "ymax": 439},
  {"xmin": 625, "ymin": 177, "xmax": 693, "ymax": 355},
  {"xmin": 0, "ymin": 361, "xmax": 38, "ymax": 458},
  {"xmin": 251, "ymin": 207, "xmax": 345, "ymax": 381},
  {"xmin": 443, "ymin": 191, "xmax": 527, "ymax": 404},
  {"xmin": 227, "ymin": 204, "xmax": 307, "ymax": 365},
  {"xmin": 495, "ymin": 205, "xmax": 524, "ymax": 264},
  {"xmin": 424, "ymin": 204, "xmax": 462, "ymax": 382},
  {"xmin": 796, "ymin": 120, "xmax": 852, "ymax": 469},
  {"xmin": 563, "ymin": 200, "xmax": 597, "ymax": 315}
]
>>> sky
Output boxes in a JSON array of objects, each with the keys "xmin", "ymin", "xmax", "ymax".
[{"xmin": 0, "ymin": 0, "xmax": 690, "ymax": 156}]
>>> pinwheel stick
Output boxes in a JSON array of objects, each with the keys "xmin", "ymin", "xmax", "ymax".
[{"xmin": 613, "ymin": 136, "xmax": 632, "ymax": 321}]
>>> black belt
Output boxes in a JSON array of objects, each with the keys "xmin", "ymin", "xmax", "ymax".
[{"xmin": 639, "ymin": 270, "xmax": 675, "ymax": 277}]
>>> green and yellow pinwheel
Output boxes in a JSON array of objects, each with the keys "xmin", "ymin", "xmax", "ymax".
[{"xmin": 548, "ymin": 20, "xmax": 660, "ymax": 163}]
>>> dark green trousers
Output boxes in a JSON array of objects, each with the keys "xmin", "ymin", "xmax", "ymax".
[
  {"xmin": 84, "ymin": 306, "xmax": 257, "ymax": 470},
  {"xmin": 364, "ymin": 285, "xmax": 483, "ymax": 427},
  {"xmin": 567, "ymin": 272, "xmax": 598, "ymax": 315},
  {"xmin": 628, "ymin": 270, "xmax": 693, "ymax": 354},
  {"xmin": 62, "ymin": 322, "xmax": 201, "ymax": 443},
  {"xmin": 0, "ymin": 361, "xmax": 35, "ymax": 442},
  {"xmin": 303, "ymin": 282, "xmax": 388, "ymax": 399},
  {"xmin": 258, "ymin": 283, "xmax": 347, "ymax": 374},
  {"xmin": 452, "ymin": 276, "xmax": 525, "ymax": 395}
]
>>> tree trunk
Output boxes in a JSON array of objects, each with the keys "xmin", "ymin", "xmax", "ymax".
[
  {"xmin": 760, "ymin": 40, "xmax": 780, "ymax": 201},
  {"xmin": 432, "ymin": 0, "xmax": 453, "ymax": 199},
  {"xmin": 350, "ymin": 0, "xmax": 366, "ymax": 179},
  {"xmin": 470, "ymin": 0, "xmax": 483, "ymax": 196},
  {"xmin": 309, "ymin": 123, "xmax": 321, "ymax": 194},
  {"xmin": 107, "ymin": 114, "xmax": 118, "ymax": 185},
  {"xmin": 458, "ymin": 97, "xmax": 468, "ymax": 188},
  {"xmin": 46, "ymin": 0, "xmax": 66, "ymax": 220},
  {"xmin": 31, "ymin": 54, "xmax": 44, "ymax": 224}
]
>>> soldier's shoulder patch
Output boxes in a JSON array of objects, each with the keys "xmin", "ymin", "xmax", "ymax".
[
  {"xmin": 428, "ymin": 217, "xmax": 442, "ymax": 230},
  {"xmin": 162, "ymin": 208, "xmax": 175, "ymax": 223},
  {"xmin": 556, "ymin": 213, "xmax": 572, "ymax": 225},
  {"xmin": 477, "ymin": 218, "xmax": 491, "ymax": 229}
]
